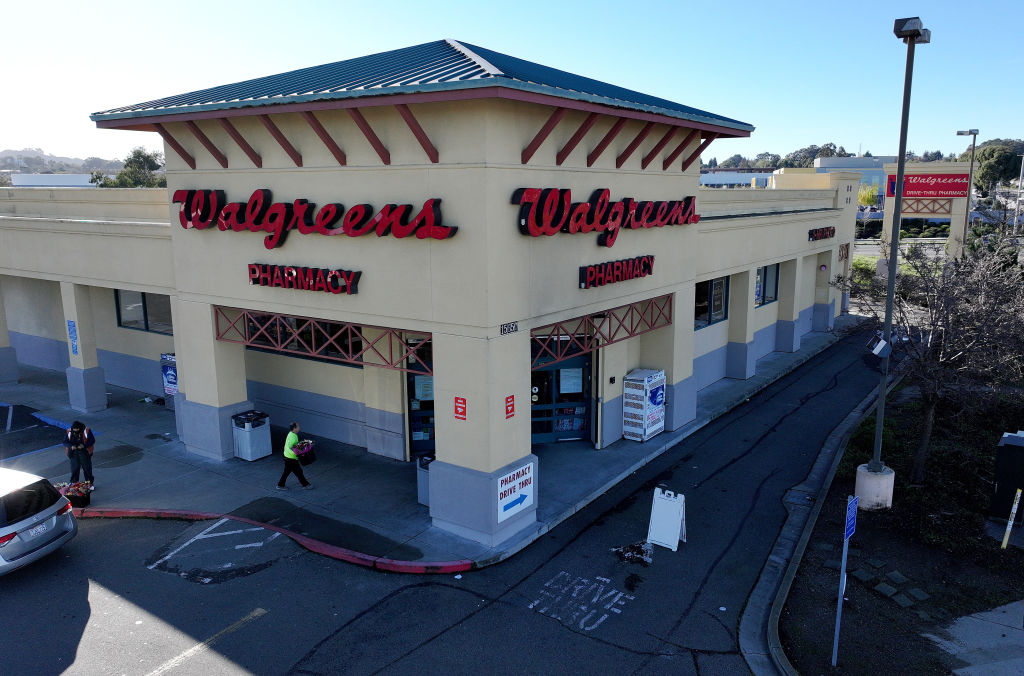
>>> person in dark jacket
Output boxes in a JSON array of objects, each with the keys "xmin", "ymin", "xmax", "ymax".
[{"xmin": 64, "ymin": 420, "xmax": 96, "ymax": 488}]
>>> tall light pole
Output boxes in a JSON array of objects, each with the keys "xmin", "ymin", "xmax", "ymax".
[
  {"xmin": 863, "ymin": 18, "xmax": 930, "ymax": 493},
  {"xmin": 957, "ymin": 129, "xmax": 978, "ymax": 238},
  {"xmin": 1014, "ymin": 154, "xmax": 1023, "ymax": 236}
]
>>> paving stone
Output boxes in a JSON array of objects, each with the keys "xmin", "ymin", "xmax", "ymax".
[
  {"xmin": 892, "ymin": 593, "xmax": 915, "ymax": 608},
  {"xmin": 811, "ymin": 541, "xmax": 835, "ymax": 552},
  {"xmin": 886, "ymin": 570, "xmax": 909, "ymax": 585},
  {"xmin": 918, "ymin": 610, "xmax": 933, "ymax": 622},
  {"xmin": 852, "ymin": 568, "xmax": 875, "ymax": 583},
  {"xmin": 907, "ymin": 587, "xmax": 931, "ymax": 602},
  {"xmin": 874, "ymin": 582, "xmax": 898, "ymax": 597},
  {"xmin": 849, "ymin": 547, "xmax": 862, "ymax": 557},
  {"xmin": 824, "ymin": 559, "xmax": 841, "ymax": 570},
  {"xmin": 866, "ymin": 557, "xmax": 886, "ymax": 569}
]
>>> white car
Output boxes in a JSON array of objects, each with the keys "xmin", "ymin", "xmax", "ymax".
[{"xmin": 0, "ymin": 468, "xmax": 78, "ymax": 576}]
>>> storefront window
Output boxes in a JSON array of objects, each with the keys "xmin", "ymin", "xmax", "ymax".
[
  {"xmin": 754, "ymin": 264, "xmax": 779, "ymax": 307},
  {"xmin": 115, "ymin": 290, "xmax": 173, "ymax": 335},
  {"xmin": 694, "ymin": 277, "xmax": 729, "ymax": 329}
]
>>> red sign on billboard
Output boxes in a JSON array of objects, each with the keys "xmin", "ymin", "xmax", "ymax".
[
  {"xmin": 454, "ymin": 396, "xmax": 467, "ymax": 421},
  {"xmin": 505, "ymin": 395, "xmax": 515, "ymax": 419},
  {"xmin": 886, "ymin": 174, "xmax": 969, "ymax": 198}
]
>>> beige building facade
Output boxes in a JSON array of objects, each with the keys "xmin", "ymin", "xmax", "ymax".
[{"xmin": 0, "ymin": 41, "xmax": 857, "ymax": 546}]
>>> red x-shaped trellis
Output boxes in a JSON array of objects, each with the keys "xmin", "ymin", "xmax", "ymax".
[
  {"xmin": 214, "ymin": 307, "xmax": 432, "ymax": 375},
  {"xmin": 530, "ymin": 294, "xmax": 673, "ymax": 370}
]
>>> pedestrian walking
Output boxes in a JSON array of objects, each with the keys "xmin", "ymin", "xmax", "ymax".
[
  {"xmin": 64, "ymin": 420, "xmax": 96, "ymax": 489},
  {"xmin": 277, "ymin": 421, "xmax": 313, "ymax": 490}
]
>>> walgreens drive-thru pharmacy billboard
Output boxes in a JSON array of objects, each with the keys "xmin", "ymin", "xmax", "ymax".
[{"xmin": 886, "ymin": 173, "xmax": 969, "ymax": 198}]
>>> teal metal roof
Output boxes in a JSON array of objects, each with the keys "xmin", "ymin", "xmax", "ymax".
[{"xmin": 91, "ymin": 40, "xmax": 752, "ymax": 133}]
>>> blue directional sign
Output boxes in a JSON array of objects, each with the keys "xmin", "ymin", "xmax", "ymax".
[{"xmin": 844, "ymin": 495, "xmax": 859, "ymax": 541}]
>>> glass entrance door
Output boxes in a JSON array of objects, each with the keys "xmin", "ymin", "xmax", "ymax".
[
  {"xmin": 531, "ymin": 354, "xmax": 591, "ymax": 444},
  {"xmin": 406, "ymin": 342, "xmax": 434, "ymax": 459}
]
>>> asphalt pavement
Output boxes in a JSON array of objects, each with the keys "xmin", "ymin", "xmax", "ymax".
[{"xmin": 1, "ymin": 314, "xmax": 893, "ymax": 674}]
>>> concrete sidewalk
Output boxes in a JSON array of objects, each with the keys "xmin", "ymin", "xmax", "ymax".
[{"xmin": 0, "ymin": 315, "xmax": 863, "ymax": 574}]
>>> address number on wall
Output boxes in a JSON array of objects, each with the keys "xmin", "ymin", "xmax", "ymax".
[{"xmin": 500, "ymin": 322, "xmax": 519, "ymax": 335}]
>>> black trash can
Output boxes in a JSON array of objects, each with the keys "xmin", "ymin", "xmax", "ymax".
[
  {"xmin": 231, "ymin": 410, "xmax": 271, "ymax": 461},
  {"xmin": 991, "ymin": 431, "xmax": 1024, "ymax": 523}
]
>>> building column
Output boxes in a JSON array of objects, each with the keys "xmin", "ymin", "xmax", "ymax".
[
  {"xmin": 774, "ymin": 258, "xmax": 802, "ymax": 352},
  {"xmin": 947, "ymin": 197, "xmax": 968, "ymax": 259},
  {"xmin": 60, "ymin": 282, "xmax": 107, "ymax": 412},
  {"xmin": 361, "ymin": 327, "xmax": 406, "ymax": 460},
  {"xmin": 877, "ymin": 194, "xmax": 897, "ymax": 275},
  {"xmin": 173, "ymin": 301, "xmax": 252, "ymax": 460},
  {"xmin": 428, "ymin": 329, "xmax": 535, "ymax": 547},
  {"xmin": 726, "ymin": 270, "xmax": 756, "ymax": 379},
  {"xmin": 812, "ymin": 250, "xmax": 838, "ymax": 331},
  {"xmin": 0, "ymin": 279, "xmax": 18, "ymax": 384},
  {"xmin": 636, "ymin": 287, "xmax": 696, "ymax": 431}
]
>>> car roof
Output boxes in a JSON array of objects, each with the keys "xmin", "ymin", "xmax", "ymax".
[{"xmin": 0, "ymin": 468, "xmax": 45, "ymax": 494}]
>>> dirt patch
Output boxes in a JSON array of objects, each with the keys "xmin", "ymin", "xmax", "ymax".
[{"xmin": 779, "ymin": 392, "xmax": 1024, "ymax": 674}]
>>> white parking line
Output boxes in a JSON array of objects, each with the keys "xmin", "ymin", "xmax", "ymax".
[
  {"xmin": 144, "ymin": 607, "xmax": 267, "ymax": 676},
  {"xmin": 147, "ymin": 518, "xmax": 228, "ymax": 570}
]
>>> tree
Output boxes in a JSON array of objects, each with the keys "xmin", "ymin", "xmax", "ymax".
[
  {"xmin": 718, "ymin": 154, "xmax": 750, "ymax": 169},
  {"xmin": 846, "ymin": 237, "xmax": 1024, "ymax": 483},
  {"xmin": 864, "ymin": 151, "xmax": 873, "ymax": 157},
  {"xmin": 779, "ymin": 144, "xmax": 820, "ymax": 168},
  {"xmin": 857, "ymin": 183, "xmax": 878, "ymax": 206},
  {"xmin": 972, "ymin": 145, "xmax": 1021, "ymax": 191},
  {"xmin": 706, "ymin": 157, "xmax": 718, "ymax": 168},
  {"xmin": 753, "ymin": 152, "xmax": 780, "ymax": 168},
  {"xmin": 92, "ymin": 147, "xmax": 166, "ymax": 188}
]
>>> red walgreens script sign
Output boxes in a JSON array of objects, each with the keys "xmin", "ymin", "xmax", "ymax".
[{"xmin": 886, "ymin": 174, "xmax": 969, "ymax": 198}]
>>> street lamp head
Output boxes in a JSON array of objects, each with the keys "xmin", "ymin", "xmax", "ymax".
[
  {"xmin": 893, "ymin": 17, "xmax": 930, "ymax": 43},
  {"xmin": 957, "ymin": 130, "xmax": 979, "ymax": 136}
]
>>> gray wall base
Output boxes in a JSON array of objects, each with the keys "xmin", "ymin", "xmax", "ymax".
[
  {"xmin": 66, "ymin": 366, "xmax": 107, "ymax": 412},
  {"xmin": 812, "ymin": 300, "xmax": 836, "ymax": 332},
  {"xmin": 429, "ymin": 455, "xmax": 538, "ymax": 547},
  {"xmin": 774, "ymin": 320, "xmax": 801, "ymax": 353},
  {"xmin": 726, "ymin": 341, "xmax": 756, "ymax": 380},
  {"xmin": 177, "ymin": 395, "xmax": 254, "ymax": 461},
  {"xmin": 664, "ymin": 377, "xmax": 696, "ymax": 431},
  {"xmin": 0, "ymin": 346, "xmax": 18, "ymax": 384}
]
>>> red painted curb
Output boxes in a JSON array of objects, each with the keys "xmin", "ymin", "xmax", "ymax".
[
  {"xmin": 72, "ymin": 507, "xmax": 469, "ymax": 574},
  {"xmin": 374, "ymin": 557, "xmax": 474, "ymax": 574}
]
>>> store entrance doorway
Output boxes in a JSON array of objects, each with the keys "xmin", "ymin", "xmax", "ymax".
[
  {"xmin": 406, "ymin": 341, "xmax": 434, "ymax": 459},
  {"xmin": 530, "ymin": 354, "xmax": 592, "ymax": 444}
]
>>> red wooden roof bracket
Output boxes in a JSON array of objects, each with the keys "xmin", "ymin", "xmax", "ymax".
[
  {"xmin": 680, "ymin": 133, "xmax": 718, "ymax": 172},
  {"xmin": 616, "ymin": 122, "xmax": 654, "ymax": 168},
  {"xmin": 521, "ymin": 107, "xmax": 567, "ymax": 164},
  {"xmin": 217, "ymin": 118, "xmax": 262, "ymax": 168},
  {"xmin": 641, "ymin": 127, "xmax": 678, "ymax": 170},
  {"xmin": 662, "ymin": 129, "xmax": 699, "ymax": 171},
  {"xmin": 556, "ymin": 112, "xmax": 599, "ymax": 165},
  {"xmin": 587, "ymin": 118, "xmax": 627, "ymax": 167},
  {"xmin": 300, "ymin": 111, "xmax": 346, "ymax": 166},
  {"xmin": 257, "ymin": 115, "xmax": 303, "ymax": 167},
  {"xmin": 184, "ymin": 121, "xmax": 228, "ymax": 168},
  {"xmin": 394, "ymin": 104, "xmax": 439, "ymax": 164},
  {"xmin": 347, "ymin": 109, "xmax": 391, "ymax": 165},
  {"xmin": 151, "ymin": 123, "xmax": 196, "ymax": 170}
]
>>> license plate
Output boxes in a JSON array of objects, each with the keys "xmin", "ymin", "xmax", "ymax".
[{"xmin": 28, "ymin": 522, "xmax": 49, "ymax": 537}]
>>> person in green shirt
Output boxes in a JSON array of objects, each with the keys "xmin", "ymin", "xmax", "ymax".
[{"xmin": 277, "ymin": 421, "xmax": 312, "ymax": 490}]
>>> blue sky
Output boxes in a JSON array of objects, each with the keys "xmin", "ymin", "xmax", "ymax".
[{"xmin": 4, "ymin": 0, "xmax": 1021, "ymax": 162}]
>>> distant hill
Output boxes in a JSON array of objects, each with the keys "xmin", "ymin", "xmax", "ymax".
[{"xmin": 0, "ymin": 148, "xmax": 122, "ymax": 173}]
